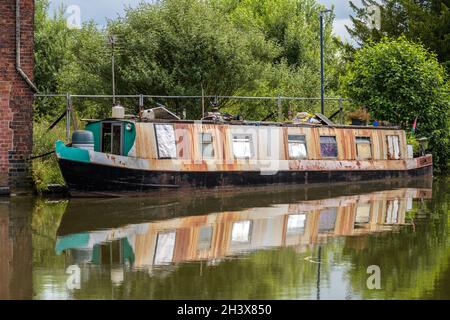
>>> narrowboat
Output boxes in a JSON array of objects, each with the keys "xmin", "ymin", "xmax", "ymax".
[{"xmin": 55, "ymin": 105, "xmax": 433, "ymax": 196}]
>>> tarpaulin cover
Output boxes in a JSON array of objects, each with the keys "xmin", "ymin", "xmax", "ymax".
[{"xmin": 155, "ymin": 124, "xmax": 177, "ymax": 158}]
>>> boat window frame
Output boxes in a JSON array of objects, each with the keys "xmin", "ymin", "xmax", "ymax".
[
  {"xmin": 287, "ymin": 134, "xmax": 308, "ymax": 160},
  {"xmin": 101, "ymin": 121, "xmax": 123, "ymax": 155},
  {"xmin": 319, "ymin": 135, "xmax": 339, "ymax": 158},
  {"xmin": 355, "ymin": 136, "xmax": 372, "ymax": 160},
  {"xmin": 199, "ymin": 132, "xmax": 215, "ymax": 159},
  {"xmin": 232, "ymin": 134, "xmax": 254, "ymax": 159}
]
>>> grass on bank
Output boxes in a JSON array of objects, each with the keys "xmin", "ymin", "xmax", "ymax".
[{"xmin": 32, "ymin": 120, "xmax": 66, "ymax": 193}]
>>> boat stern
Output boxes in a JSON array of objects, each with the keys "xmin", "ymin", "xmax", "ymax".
[{"xmin": 55, "ymin": 140, "xmax": 91, "ymax": 164}]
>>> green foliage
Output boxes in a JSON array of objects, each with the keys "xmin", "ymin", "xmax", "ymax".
[
  {"xmin": 32, "ymin": 119, "xmax": 66, "ymax": 193},
  {"xmin": 346, "ymin": 0, "xmax": 450, "ymax": 70},
  {"xmin": 47, "ymin": 0, "xmax": 341, "ymax": 120},
  {"xmin": 34, "ymin": 0, "xmax": 72, "ymax": 117},
  {"xmin": 406, "ymin": 134, "xmax": 420, "ymax": 155},
  {"xmin": 344, "ymin": 37, "xmax": 450, "ymax": 173}
]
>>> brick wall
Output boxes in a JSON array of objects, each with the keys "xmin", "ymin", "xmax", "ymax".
[{"xmin": 0, "ymin": 0, "xmax": 35, "ymax": 192}]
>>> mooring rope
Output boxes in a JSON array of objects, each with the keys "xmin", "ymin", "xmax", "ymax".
[{"xmin": 29, "ymin": 143, "xmax": 71, "ymax": 161}]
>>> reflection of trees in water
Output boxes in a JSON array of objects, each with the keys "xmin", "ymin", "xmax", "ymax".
[
  {"xmin": 343, "ymin": 179, "xmax": 449, "ymax": 299},
  {"xmin": 69, "ymin": 248, "xmax": 323, "ymax": 299},
  {"xmin": 32, "ymin": 199, "xmax": 67, "ymax": 267},
  {"xmin": 31, "ymin": 199, "xmax": 67, "ymax": 299}
]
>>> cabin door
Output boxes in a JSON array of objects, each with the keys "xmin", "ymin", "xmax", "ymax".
[
  {"xmin": 101, "ymin": 122, "xmax": 123, "ymax": 155},
  {"xmin": 387, "ymin": 135, "xmax": 400, "ymax": 160}
]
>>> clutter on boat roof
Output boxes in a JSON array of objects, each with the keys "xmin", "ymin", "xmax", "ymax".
[
  {"xmin": 140, "ymin": 104, "xmax": 180, "ymax": 121},
  {"xmin": 201, "ymin": 107, "xmax": 242, "ymax": 122},
  {"xmin": 291, "ymin": 112, "xmax": 334, "ymax": 126}
]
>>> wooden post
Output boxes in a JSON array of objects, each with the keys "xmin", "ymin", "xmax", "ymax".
[
  {"xmin": 338, "ymin": 97, "xmax": 343, "ymax": 124},
  {"xmin": 66, "ymin": 93, "xmax": 71, "ymax": 141},
  {"xmin": 277, "ymin": 96, "xmax": 283, "ymax": 122},
  {"xmin": 201, "ymin": 83, "xmax": 205, "ymax": 119},
  {"xmin": 69, "ymin": 94, "xmax": 78, "ymax": 131}
]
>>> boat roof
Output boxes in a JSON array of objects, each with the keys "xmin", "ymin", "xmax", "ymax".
[{"xmin": 82, "ymin": 117, "xmax": 401, "ymax": 131}]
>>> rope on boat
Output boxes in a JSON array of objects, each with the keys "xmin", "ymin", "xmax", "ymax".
[
  {"xmin": 29, "ymin": 150, "xmax": 54, "ymax": 160},
  {"xmin": 29, "ymin": 143, "xmax": 71, "ymax": 161}
]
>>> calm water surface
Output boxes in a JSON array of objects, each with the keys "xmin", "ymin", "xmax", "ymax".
[{"xmin": 0, "ymin": 178, "xmax": 448, "ymax": 300}]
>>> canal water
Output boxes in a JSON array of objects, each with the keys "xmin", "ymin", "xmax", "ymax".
[{"xmin": 0, "ymin": 178, "xmax": 448, "ymax": 300}]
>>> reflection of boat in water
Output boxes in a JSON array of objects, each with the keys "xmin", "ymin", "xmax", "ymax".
[{"xmin": 56, "ymin": 186, "xmax": 432, "ymax": 272}]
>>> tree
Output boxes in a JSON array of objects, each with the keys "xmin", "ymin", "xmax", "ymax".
[
  {"xmin": 56, "ymin": 0, "xmax": 279, "ymax": 119},
  {"xmin": 34, "ymin": 0, "xmax": 72, "ymax": 117},
  {"xmin": 52, "ymin": 0, "xmax": 344, "ymax": 120},
  {"xmin": 344, "ymin": 37, "xmax": 450, "ymax": 173},
  {"xmin": 346, "ymin": 0, "xmax": 450, "ymax": 70},
  {"xmin": 215, "ymin": 0, "xmax": 344, "ymax": 118}
]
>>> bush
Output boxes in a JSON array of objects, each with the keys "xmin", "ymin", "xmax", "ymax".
[{"xmin": 344, "ymin": 37, "xmax": 450, "ymax": 174}]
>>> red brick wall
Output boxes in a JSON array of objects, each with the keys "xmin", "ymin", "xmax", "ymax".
[{"xmin": 0, "ymin": 0, "xmax": 35, "ymax": 191}]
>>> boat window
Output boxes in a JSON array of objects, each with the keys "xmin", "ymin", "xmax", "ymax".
[
  {"xmin": 153, "ymin": 231, "xmax": 176, "ymax": 265},
  {"xmin": 356, "ymin": 136, "xmax": 372, "ymax": 160},
  {"xmin": 112, "ymin": 124, "xmax": 122, "ymax": 155},
  {"xmin": 98, "ymin": 240, "xmax": 122, "ymax": 265},
  {"xmin": 320, "ymin": 136, "xmax": 338, "ymax": 158},
  {"xmin": 231, "ymin": 220, "xmax": 252, "ymax": 243},
  {"xmin": 199, "ymin": 133, "xmax": 214, "ymax": 159},
  {"xmin": 101, "ymin": 122, "xmax": 122, "ymax": 155},
  {"xmin": 355, "ymin": 203, "xmax": 371, "ymax": 224},
  {"xmin": 101, "ymin": 123, "xmax": 112, "ymax": 153},
  {"xmin": 233, "ymin": 134, "xmax": 253, "ymax": 158},
  {"xmin": 387, "ymin": 135, "xmax": 400, "ymax": 159},
  {"xmin": 155, "ymin": 124, "xmax": 177, "ymax": 159},
  {"xmin": 318, "ymin": 207, "xmax": 337, "ymax": 232},
  {"xmin": 288, "ymin": 135, "xmax": 307, "ymax": 159},
  {"xmin": 197, "ymin": 226, "xmax": 213, "ymax": 251},
  {"xmin": 287, "ymin": 214, "xmax": 307, "ymax": 235}
]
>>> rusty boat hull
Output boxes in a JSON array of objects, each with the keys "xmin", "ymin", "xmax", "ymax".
[{"xmin": 58, "ymin": 157, "xmax": 433, "ymax": 196}]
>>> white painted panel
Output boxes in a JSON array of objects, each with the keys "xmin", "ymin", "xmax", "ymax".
[
  {"xmin": 233, "ymin": 136, "xmax": 252, "ymax": 158},
  {"xmin": 387, "ymin": 135, "xmax": 400, "ymax": 159},
  {"xmin": 393, "ymin": 136, "xmax": 400, "ymax": 159},
  {"xmin": 386, "ymin": 199, "xmax": 399, "ymax": 224}
]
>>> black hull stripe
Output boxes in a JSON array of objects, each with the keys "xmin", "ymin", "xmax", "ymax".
[{"xmin": 58, "ymin": 159, "xmax": 433, "ymax": 194}]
